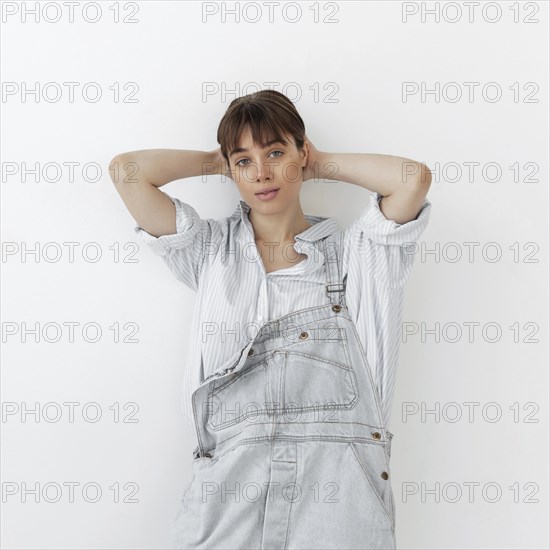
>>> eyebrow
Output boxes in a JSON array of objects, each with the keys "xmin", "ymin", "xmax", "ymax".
[{"xmin": 229, "ymin": 139, "xmax": 287, "ymax": 158}]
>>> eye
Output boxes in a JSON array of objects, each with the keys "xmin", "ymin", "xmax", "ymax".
[{"xmin": 235, "ymin": 150, "xmax": 284, "ymax": 167}]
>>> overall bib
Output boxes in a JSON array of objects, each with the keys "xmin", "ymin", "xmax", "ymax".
[{"xmin": 172, "ymin": 231, "xmax": 397, "ymax": 550}]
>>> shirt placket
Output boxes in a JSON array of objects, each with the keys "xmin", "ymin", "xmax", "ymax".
[{"xmin": 256, "ymin": 277, "xmax": 268, "ymax": 326}]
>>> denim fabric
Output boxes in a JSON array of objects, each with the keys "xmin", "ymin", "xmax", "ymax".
[{"xmin": 172, "ymin": 231, "xmax": 397, "ymax": 549}]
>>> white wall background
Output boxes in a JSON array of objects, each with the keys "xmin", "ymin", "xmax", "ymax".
[{"xmin": 2, "ymin": 1, "xmax": 548, "ymax": 548}]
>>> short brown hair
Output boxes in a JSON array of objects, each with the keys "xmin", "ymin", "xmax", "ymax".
[{"xmin": 217, "ymin": 90, "xmax": 306, "ymax": 164}]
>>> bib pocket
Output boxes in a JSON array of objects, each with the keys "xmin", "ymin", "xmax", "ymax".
[{"xmin": 282, "ymin": 349, "xmax": 359, "ymax": 412}]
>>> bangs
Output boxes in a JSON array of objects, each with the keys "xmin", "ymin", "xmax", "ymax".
[{"xmin": 223, "ymin": 104, "xmax": 292, "ymax": 159}]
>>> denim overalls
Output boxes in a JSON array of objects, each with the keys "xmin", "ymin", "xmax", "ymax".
[{"xmin": 172, "ymin": 230, "xmax": 396, "ymax": 550}]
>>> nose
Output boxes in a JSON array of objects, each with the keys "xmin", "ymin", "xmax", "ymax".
[
  {"xmin": 257, "ymin": 164, "xmax": 271, "ymax": 182},
  {"xmin": 246, "ymin": 160, "xmax": 271, "ymax": 183}
]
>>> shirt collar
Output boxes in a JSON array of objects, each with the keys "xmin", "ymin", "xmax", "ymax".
[{"xmin": 229, "ymin": 199, "xmax": 340, "ymax": 242}]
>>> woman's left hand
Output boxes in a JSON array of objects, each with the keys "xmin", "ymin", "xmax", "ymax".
[{"xmin": 302, "ymin": 135, "xmax": 324, "ymax": 182}]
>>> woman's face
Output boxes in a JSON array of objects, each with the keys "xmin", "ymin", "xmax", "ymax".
[{"xmin": 227, "ymin": 126, "xmax": 306, "ymax": 213}]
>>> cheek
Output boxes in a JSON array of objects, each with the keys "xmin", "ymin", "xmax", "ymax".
[
  {"xmin": 233, "ymin": 173, "xmax": 245, "ymax": 187},
  {"xmin": 234, "ymin": 177, "xmax": 253, "ymax": 194}
]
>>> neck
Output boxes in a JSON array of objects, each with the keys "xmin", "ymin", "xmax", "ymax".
[{"xmin": 249, "ymin": 202, "xmax": 312, "ymax": 243}]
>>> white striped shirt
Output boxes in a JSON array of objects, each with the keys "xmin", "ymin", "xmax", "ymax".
[{"xmin": 135, "ymin": 191, "xmax": 432, "ymax": 429}]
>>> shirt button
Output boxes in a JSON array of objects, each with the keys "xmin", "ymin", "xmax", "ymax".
[{"xmin": 257, "ymin": 315, "xmax": 263, "ymax": 321}]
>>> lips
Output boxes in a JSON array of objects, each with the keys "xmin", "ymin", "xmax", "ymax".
[
  {"xmin": 254, "ymin": 188, "xmax": 280, "ymax": 201},
  {"xmin": 255, "ymin": 187, "xmax": 280, "ymax": 195}
]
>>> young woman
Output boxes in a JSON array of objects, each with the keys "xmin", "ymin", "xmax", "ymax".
[{"xmin": 109, "ymin": 90, "xmax": 432, "ymax": 549}]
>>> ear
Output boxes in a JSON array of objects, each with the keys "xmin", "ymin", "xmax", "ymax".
[{"xmin": 301, "ymin": 136, "xmax": 309, "ymax": 167}]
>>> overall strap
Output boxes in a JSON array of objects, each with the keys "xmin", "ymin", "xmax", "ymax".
[{"xmin": 323, "ymin": 230, "xmax": 346, "ymax": 308}]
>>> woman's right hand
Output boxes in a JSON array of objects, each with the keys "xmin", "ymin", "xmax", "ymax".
[{"xmin": 211, "ymin": 147, "xmax": 232, "ymax": 180}]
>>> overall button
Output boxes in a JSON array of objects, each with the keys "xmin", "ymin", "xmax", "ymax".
[
  {"xmin": 381, "ymin": 471, "xmax": 389, "ymax": 480},
  {"xmin": 332, "ymin": 305, "xmax": 341, "ymax": 313},
  {"xmin": 248, "ymin": 348, "xmax": 254, "ymax": 356},
  {"xmin": 372, "ymin": 432, "xmax": 381, "ymax": 440},
  {"xmin": 299, "ymin": 331, "xmax": 308, "ymax": 340}
]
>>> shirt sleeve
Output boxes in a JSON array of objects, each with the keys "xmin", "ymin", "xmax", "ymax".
[
  {"xmin": 133, "ymin": 194, "xmax": 211, "ymax": 292},
  {"xmin": 343, "ymin": 191, "xmax": 432, "ymax": 289}
]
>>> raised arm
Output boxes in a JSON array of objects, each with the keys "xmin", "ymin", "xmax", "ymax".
[
  {"xmin": 108, "ymin": 149, "xmax": 225, "ymax": 237},
  {"xmin": 303, "ymin": 137, "xmax": 432, "ymax": 225}
]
